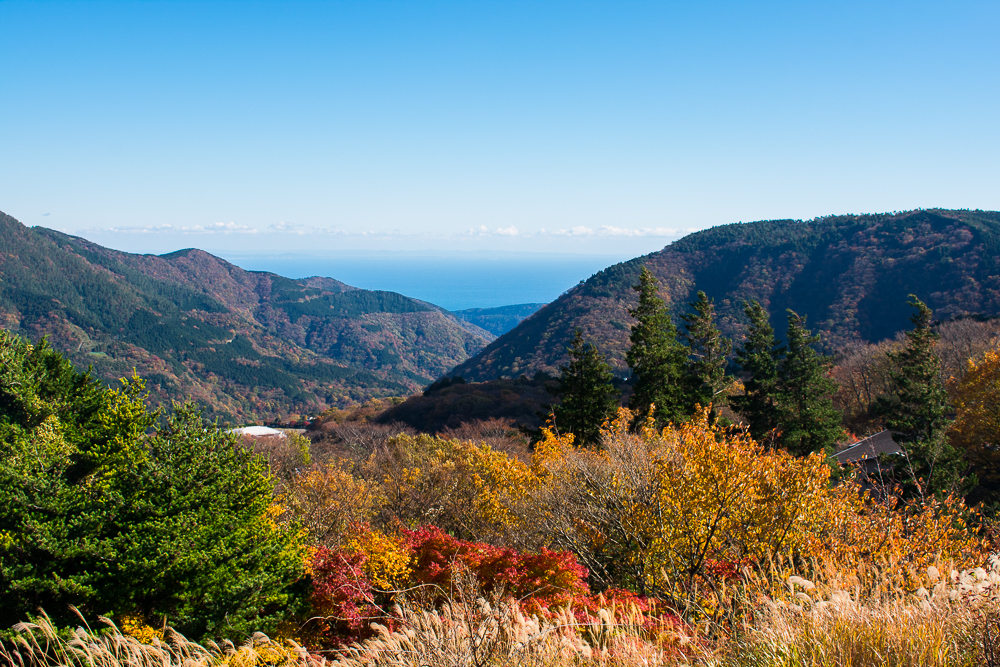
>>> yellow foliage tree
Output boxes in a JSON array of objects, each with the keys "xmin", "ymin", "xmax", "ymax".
[
  {"xmin": 280, "ymin": 459, "xmax": 382, "ymax": 546},
  {"xmin": 524, "ymin": 407, "xmax": 832, "ymax": 595},
  {"xmin": 647, "ymin": 409, "xmax": 831, "ymax": 588},
  {"xmin": 461, "ymin": 440, "xmax": 533, "ymax": 544},
  {"xmin": 365, "ymin": 433, "xmax": 531, "ymax": 543},
  {"xmin": 950, "ymin": 349, "xmax": 1000, "ymax": 504}
]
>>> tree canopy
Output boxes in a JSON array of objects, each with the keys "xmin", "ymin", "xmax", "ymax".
[
  {"xmin": 552, "ymin": 330, "xmax": 620, "ymax": 446},
  {"xmin": 879, "ymin": 296, "xmax": 963, "ymax": 496},
  {"xmin": 0, "ymin": 330, "xmax": 305, "ymax": 638},
  {"xmin": 681, "ymin": 291, "xmax": 732, "ymax": 411},
  {"xmin": 731, "ymin": 300, "xmax": 781, "ymax": 444},
  {"xmin": 775, "ymin": 311, "xmax": 843, "ymax": 456},
  {"xmin": 626, "ymin": 267, "xmax": 692, "ymax": 424}
]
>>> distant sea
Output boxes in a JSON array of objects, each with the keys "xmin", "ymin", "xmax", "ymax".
[{"xmin": 217, "ymin": 253, "xmax": 629, "ymax": 311}]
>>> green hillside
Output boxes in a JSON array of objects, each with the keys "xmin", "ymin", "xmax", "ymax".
[
  {"xmin": 0, "ymin": 212, "xmax": 491, "ymax": 422},
  {"xmin": 450, "ymin": 209, "xmax": 1000, "ymax": 381}
]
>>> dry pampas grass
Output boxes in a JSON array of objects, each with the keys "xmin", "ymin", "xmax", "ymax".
[
  {"xmin": 0, "ymin": 610, "xmax": 318, "ymax": 667},
  {"xmin": 723, "ymin": 555, "xmax": 1000, "ymax": 667},
  {"xmin": 329, "ymin": 565, "xmax": 693, "ymax": 667},
  {"xmin": 10, "ymin": 559, "xmax": 1000, "ymax": 667}
]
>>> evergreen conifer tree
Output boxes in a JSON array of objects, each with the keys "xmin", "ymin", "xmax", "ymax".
[
  {"xmin": 626, "ymin": 267, "xmax": 691, "ymax": 424},
  {"xmin": 681, "ymin": 291, "xmax": 732, "ymax": 410},
  {"xmin": 776, "ymin": 311, "xmax": 843, "ymax": 456},
  {"xmin": 878, "ymin": 296, "xmax": 963, "ymax": 496},
  {"xmin": 552, "ymin": 329, "xmax": 620, "ymax": 446},
  {"xmin": 0, "ymin": 330, "xmax": 304, "ymax": 638},
  {"xmin": 730, "ymin": 300, "xmax": 781, "ymax": 443}
]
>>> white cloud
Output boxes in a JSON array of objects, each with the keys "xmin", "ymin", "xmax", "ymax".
[
  {"xmin": 95, "ymin": 221, "xmax": 259, "ymax": 234},
  {"xmin": 88, "ymin": 224, "xmax": 172, "ymax": 234},
  {"xmin": 269, "ymin": 220, "xmax": 301, "ymax": 233},
  {"xmin": 201, "ymin": 221, "xmax": 258, "ymax": 233},
  {"xmin": 266, "ymin": 221, "xmax": 351, "ymax": 235},
  {"xmin": 87, "ymin": 221, "xmax": 370, "ymax": 236},
  {"xmin": 597, "ymin": 226, "xmax": 679, "ymax": 237},
  {"xmin": 552, "ymin": 226, "xmax": 595, "ymax": 237},
  {"xmin": 462, "ymin": 225, "xmax": 492, "ymax": 236},
  {"xmin": 463, "ymin": 225, "xmax": 527, "ymax": 237}
]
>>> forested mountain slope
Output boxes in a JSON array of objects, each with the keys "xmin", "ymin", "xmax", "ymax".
[
  {"xmin": 451, "ymin": 209, "xmax": 1000, "ymax": 381},
  {"xmin": 0, "ymin": 212, "xmax": 491, "ymax": 421}
]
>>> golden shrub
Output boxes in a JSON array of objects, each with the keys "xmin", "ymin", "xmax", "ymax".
[
  {"xmin": 344, "ymin": 523, "xmax": 412, "ymax": 590},
  {"xmin": 522, "ymin": 407, "xmax": 833, "ymax": 594},
  {"xmin": 117, "ymin": 614, "xmax": 164, "ymax": 644}
]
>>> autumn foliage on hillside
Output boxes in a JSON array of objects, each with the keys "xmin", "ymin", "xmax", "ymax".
[{"xmin": 0, "ymin": 211, "xmax": 491, "ymax": 424}]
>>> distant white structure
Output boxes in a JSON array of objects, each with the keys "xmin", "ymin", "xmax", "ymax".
[{"xmin": 229, "ymin": 426, "xmax": 286, "ymax": 438}]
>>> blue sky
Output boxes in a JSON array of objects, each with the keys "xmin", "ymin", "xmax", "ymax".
[{"xmin": 1, "ymin": 0, "xmax": 998, "ymax": 258}]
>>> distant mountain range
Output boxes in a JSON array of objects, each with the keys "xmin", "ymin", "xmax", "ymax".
[
  {"xmin": 451, "ymin": 303, "xmax": 545, "ymax": 336},
  {"xmin": 451, "ymin": 209, "xmax": 1000, "ymax": 381},
  {"xmin": 8, "ymin": 208, "xmax": 999, "ymax": 421},
  {"xmin": 0, "ymin": 212, "xmax": 492, "ymax": 423}
]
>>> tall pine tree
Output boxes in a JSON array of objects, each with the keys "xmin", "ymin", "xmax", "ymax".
[
  {"xmin": 552, "ymin": 329, "xmax": 620, "ymax": 446},
  {"xmin": 626, "ymin": 267, "xmax": 691, "ymax": 424},
  {"xmin": 681, "ymin": 291, "xmax": 732, "ymax": 410},
  {"xmin": 776, "ymin": 311, "xmax": 843, "ymax": 456},
  {"xmin": 878, "ymin": 296, "xmax": 963, "ymax": 496},
  {"xmin": 731, "ymin": 300, "xmax": 781, "ymax": 443}
]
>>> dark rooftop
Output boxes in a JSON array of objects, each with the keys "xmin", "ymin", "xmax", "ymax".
[{"xmin": 834, "ymin": 430, "xmax": 902, "ymax": 465}]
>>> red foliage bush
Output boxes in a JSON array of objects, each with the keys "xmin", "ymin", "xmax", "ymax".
[
  {"xmin": 304, "ymin": 525, "xmax": 685, "ymax": 648},
  {"xmin": 401, "ymin": 525, "xmax": 589, "ymax": 607},
  {"xmin": 307, "ymin": 547, "xmax": 378, "ymax": 643}
]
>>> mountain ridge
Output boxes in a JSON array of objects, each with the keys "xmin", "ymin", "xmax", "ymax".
[
  {"xmin": 0, "ymin": 212, "xmax": 492, "ymax": 422},
  {"xmin": 450, "ymin": 209, "xmax": 1000, "ymax": 381}
]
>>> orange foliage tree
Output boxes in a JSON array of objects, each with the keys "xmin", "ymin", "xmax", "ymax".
[{"xmin": 802, "ymin": 485, "xmax": 984, "ymax": 590}]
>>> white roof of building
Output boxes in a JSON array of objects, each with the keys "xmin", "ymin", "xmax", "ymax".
[{"xmin": 229, "ymin": 426, "xmax": 286, "ymax": 437}]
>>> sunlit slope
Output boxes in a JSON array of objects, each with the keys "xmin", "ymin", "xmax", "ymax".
[{"xmin": 450, "ymin": 209, "xmax": 1000, "ymax": 381}]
